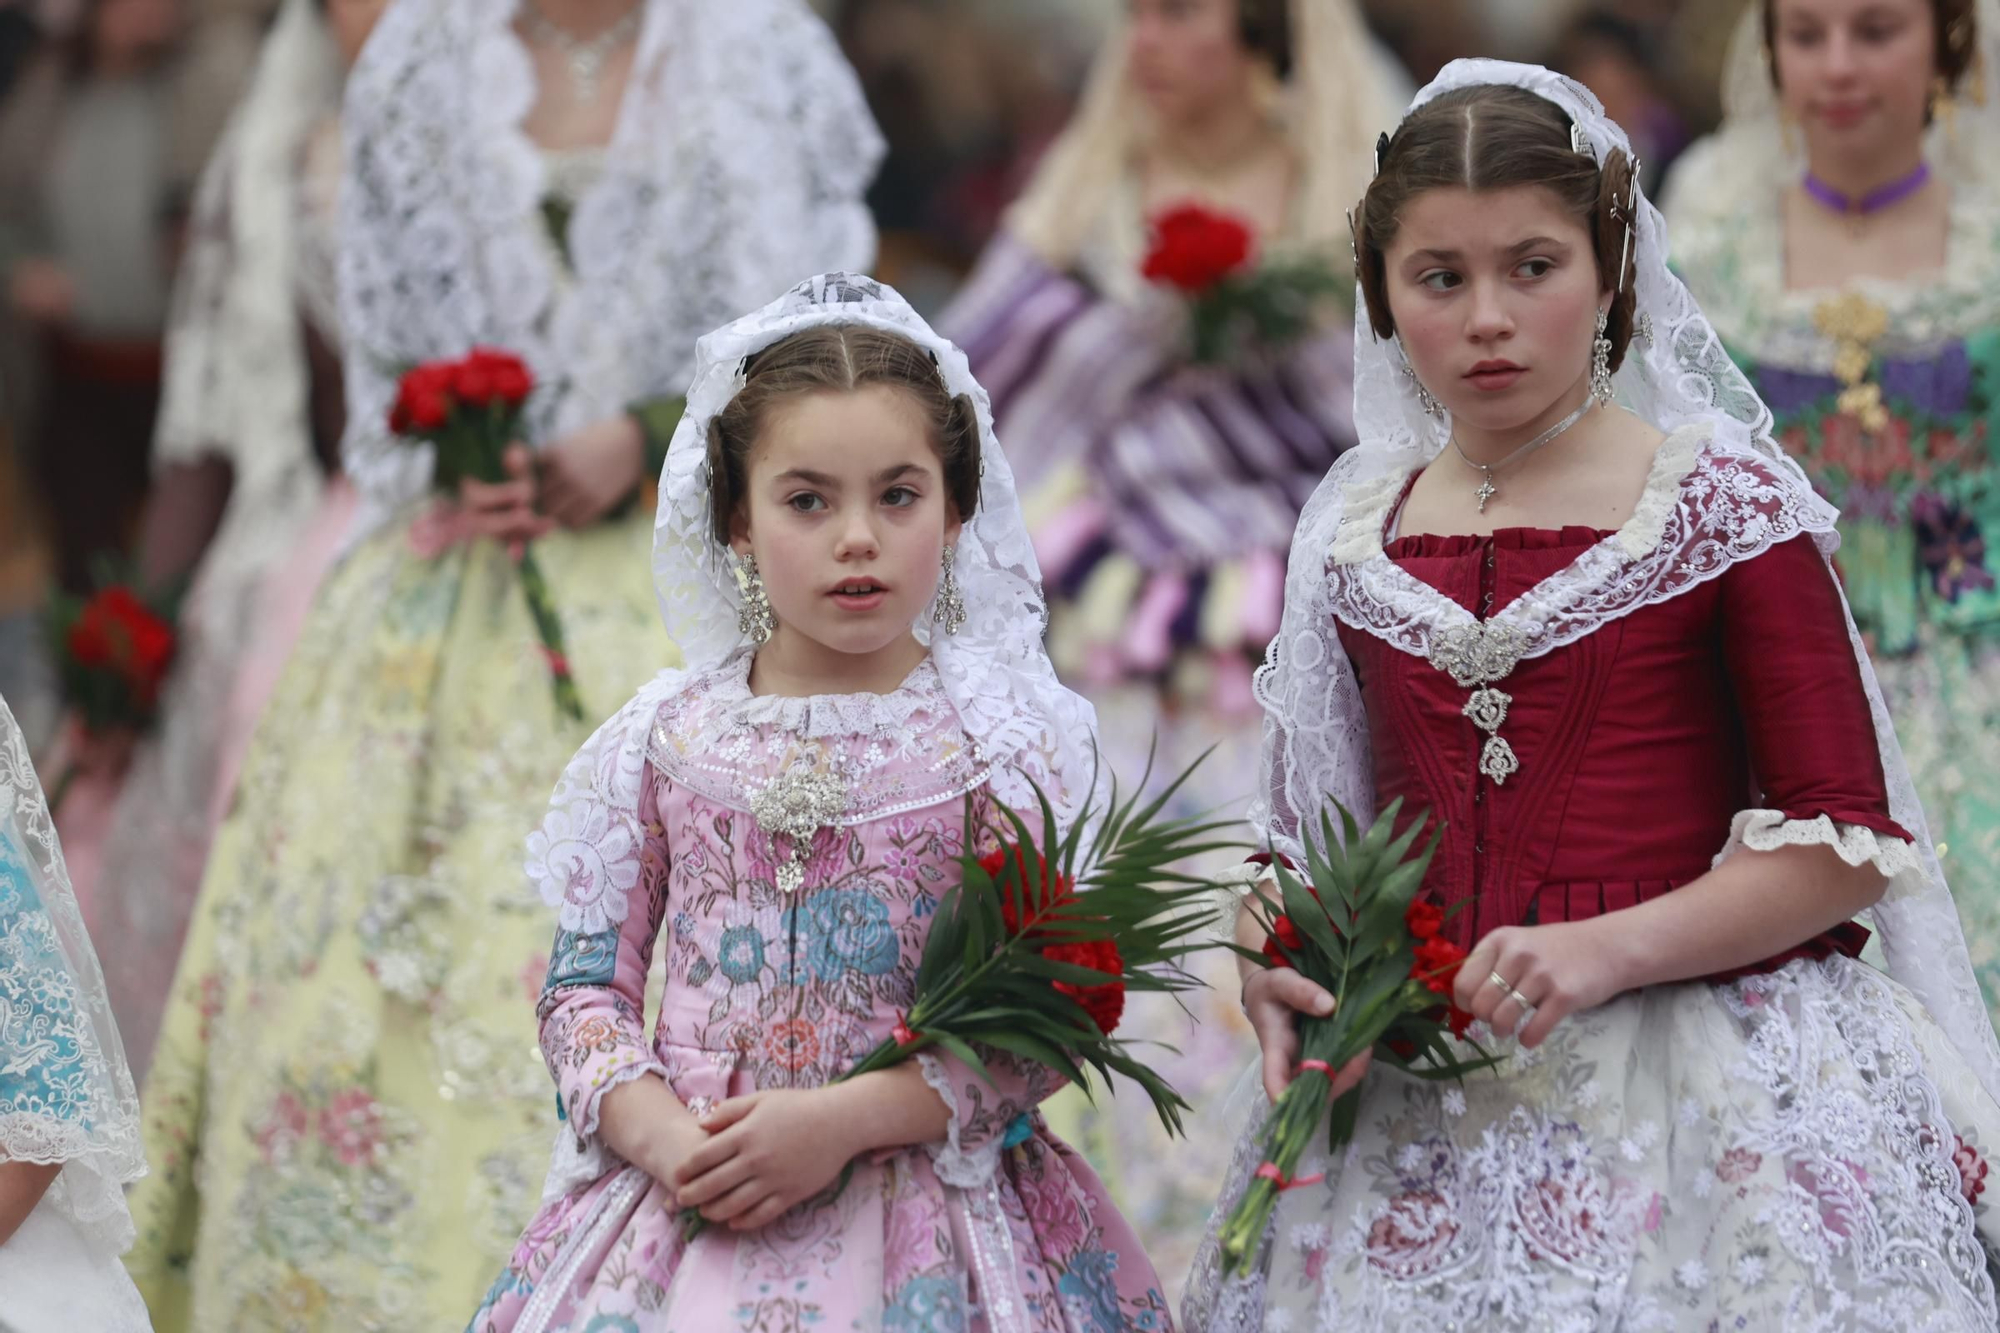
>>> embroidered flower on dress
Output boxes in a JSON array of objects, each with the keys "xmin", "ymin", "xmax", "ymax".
[
  {"xmin": 1954, "ymin": 1135, "xmax": 1989, "ymax": 1206},
  {"xmin": 1364, "ymin": 1190, "xmax": 1460, "ymax": 1279},
  {"xmin": 318, "ymin": 1088, "xmax": 387, "ymax": 1167},
  {"xmin": 1912, "ymin": 494, "xmax": 1996, "ymax": 604},
  {"xmin": 716, "ymin": 926, "xmax": 767, "ymax": 985},
  {"xmin": 882, "ymin": 1274, "xmax": 967, "ymax": 1331},
  {"xmin": 766, "ymin": 1019, "xmax": 819, "ymax": 1071},
  {"xmin": 529, "ymin": 801, "xmax": 641, "ymax": 935},
  {"xmin": 1716, "ymin": 1147, "xmax": 1762, "ymax": 1183},
  {"xmin": 785, "ymin": 889, "xmax": 901, "ymax": 981}
]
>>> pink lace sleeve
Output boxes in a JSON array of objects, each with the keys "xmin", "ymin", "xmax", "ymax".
[{"xmin": 537, "ymin": 759, "xmax": 671, "ymax": 1142}]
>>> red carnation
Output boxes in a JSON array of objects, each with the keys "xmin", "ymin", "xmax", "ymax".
[
  {"xmin": 1046, "ymin": 937, "xmax": 1125, "ymax": 1035},
  {"xmin": 1446, "ymin": 1003, "xmax": 1475, "ymax": 1038},
  {"xmin": 66, "ymin": 617, "xmax": 114, "ymax": 668},
  {"xmin": 1262, "ymin": 913, "xmax": 1305, "ymax": 969},
  {"xmin": 1405, "ymin": 899, "xmax": 1445, "ymax": 941},
  {"xmin": 1140, "ymin": 203, "xmax": 1254, "ymax": 294},
  {"xmin": 469, "ymin": 346, "xmax": 534, "ymax": 406},
  {"xmin": 452, "ymin": 358, "xmax": 497, "ymax": 408},
  {"xmin": 979, "ymin": 843, "xmax": 1076, "ymax": 937},
  {"xmin": 1411, "ymin": 936, "xmax": 1468, "ymax": 995}
]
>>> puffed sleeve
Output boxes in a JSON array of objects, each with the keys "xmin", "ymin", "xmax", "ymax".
[
  {"xmin": 526, "ymin": 679, "xmax": 676, "ymax": 1152},
  {"xmin": 1719, "ymin": 533, "xmax": 1920, "ymax": 879},
  {"xmin": 536, "ymin": 759, "xmax": 671, "ymax": 1144}
]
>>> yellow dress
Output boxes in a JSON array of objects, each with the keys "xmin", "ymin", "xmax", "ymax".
[{"xmin": 125, "ymin": 510, "xmax": 677, "ymax": 1330}]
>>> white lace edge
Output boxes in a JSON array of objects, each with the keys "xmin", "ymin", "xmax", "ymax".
[
  {"xmin": 914, "ymin": 1050, "xmax": 1003, "ymax": 1190},
  {"xmin": 571, "ymin": 1057, "xmax": 670, "ymax": 1145},
  {"xmin": 1721, "ymin": 809, "xmax": 1928, "ymax": 902},
  {"xmin": 1333, "ymin": 421, "xmax": 1710, "ymax": 567}
]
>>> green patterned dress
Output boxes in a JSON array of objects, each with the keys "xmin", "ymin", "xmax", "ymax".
[{"xmin": 1672, "ymin": 179, "xmax": 2000, "ymax": 1014}]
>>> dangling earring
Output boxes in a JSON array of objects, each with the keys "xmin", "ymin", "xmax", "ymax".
[
  {"xmin": 1403, "ymin": 364, "xmax": 1445, "ymax": 419},
  {"xmin": 1590, "ymin": 308, "xmax": 1615, "ymax": 406},
  {"xmin": 1931, "ymin": 75, "xmax": 1957, "ymax": 134},
  {"xmin": 736, "ymin": 550, "xmax": 775, "ymax": 644},
  {"xmin": 933, "ymin": 545, "xmax": 966, "ymax": 636}
]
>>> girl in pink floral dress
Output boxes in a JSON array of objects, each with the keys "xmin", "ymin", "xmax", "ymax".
[{"xmin": 466, "ymin": 275, "xmax": 1174, "ymax": 1333}]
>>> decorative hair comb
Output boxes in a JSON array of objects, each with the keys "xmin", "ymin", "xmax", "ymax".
[
  {"xmin": 1569, "ymin": 121, "xmax": 1594, "ymax": 159},
  {"xmin": 1373, "ymin": 131, "xmax": 1390, "ymax": 176}
]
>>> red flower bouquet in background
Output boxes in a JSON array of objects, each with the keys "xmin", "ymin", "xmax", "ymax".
[
  {"xmin": 43, "ymin": 577, "xmax": 182, "ymax": 807},
  {"xmin": 1140, "ymin": 202, "xmax": 1348, "ymax": 366},
  {"xmin": 388, "ymin": 348, "xmax": 583, "ymax": 722},
  {"xmin": 1216, "ymin": 798, "xmax": 1499, "ymax": 1276}
]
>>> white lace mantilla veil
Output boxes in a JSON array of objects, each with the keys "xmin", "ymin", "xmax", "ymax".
[
  {"xmin": 336, "ymin": 0, "xmax": 884, "ymax": 536},
  {"xmin": 532, "ymin": 275, "xmax": 1100, "ymax": 1197},
  {"xmin": 1249, "ymin": 58, "xmax": 2000, "ymax": 1103},
  {"xmin": 1004, "ymin": 0, "xmax": 1404, "ymax": 271},
  {"xmin": 1661, "ymin": 0, "xmax": 2000, "ymax": 226},
  {"xmin": 0, "ymin": 694, "xmax": 145, "ymax": 1250}
]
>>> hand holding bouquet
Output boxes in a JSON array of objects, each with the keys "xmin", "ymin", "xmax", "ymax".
[
  {"xmin": 683, "ymin": 759, "xmax": 1234, "ymax": 1237},
  {"xmin": 1140, "ymin": 203, "xmax": 1347, "ymax": 366},
  {"xmin": 43, "ymin": 577, "xmax": 180, "ymax": 808},
  {"xmin": 388, "ymin": 348, "xmax": 583, "ymax": 722},
  {"xmin": 1216, "ymin": 798, "xmax": 1499, "ymax": 1276}
]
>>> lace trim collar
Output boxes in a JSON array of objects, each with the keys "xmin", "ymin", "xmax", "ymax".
[
  {"xmin": 1334, "ymin": 421, "xmax": 1712, "ymax": 568},
  {"xmin": 1321, "ymin": 422, "xmax": 1835, "ymax": 672},
  {"xmin": 646, "ymin": 654, "xmax": 992, "ymax": 826},
  {"xmin": 1679, "ymin": 181, "xmax": 2000, "ymax": 368},
  {"xmin": 696, "ymin": 651, "xmax": 953, "ymax": 738}
]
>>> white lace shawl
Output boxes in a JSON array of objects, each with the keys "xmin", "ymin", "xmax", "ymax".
[
  {"xmin": 0, "ymin": 695, "xmax": 146, "ymax": 1253},
  {"xmin": 336, "ymin": 0, "xmax": 883, "ymax": 533},
  {"xmin": 1253, "ymin": 59, "xmax": 2000, "ymax": 1106}
]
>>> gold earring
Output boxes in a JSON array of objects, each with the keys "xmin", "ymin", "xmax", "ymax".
[{"xmin": 1931, "ymin": 75, "xmax": 1957, "ymax": 133}]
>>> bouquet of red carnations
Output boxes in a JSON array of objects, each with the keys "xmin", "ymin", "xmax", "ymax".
[
  {"xmin": 389, "ymin": 347, "xmax": 583, "ymax": 722},
  {"xmin": 1140, "ymin": 203, "xmax": 1347, "ymax": 366},
  {"xmin": 1215, "ymin": 798, "xmax": 1499, "ymax": 1275},
  {"xmin": 684, "ymin": 759, "xmax": 1233, "ymax": 1237},
  {"xmin": 42, "ymin": 577, "xmax": 181, "ymax": 807}
]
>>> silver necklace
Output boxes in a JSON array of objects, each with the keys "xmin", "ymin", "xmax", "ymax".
[
  {"xmin": 522, "ymin": 2, "xmax": 641, "ymax": 107},
  {"xmin": 1452, "ymin": 398, "xmax": 1596, "ymax": 513}
]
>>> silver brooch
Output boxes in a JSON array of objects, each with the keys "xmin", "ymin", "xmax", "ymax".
[
  {"xmin": 1426, "ymin": 623, "xmax": 1529, "ymax": 690},
  {"xmin": 1429, "ymin": 623, "xmax": 1531, "ymax": 786},
  {"xmin": 752, "ymin": 769, "xmax": 849, "ymax": 894}
]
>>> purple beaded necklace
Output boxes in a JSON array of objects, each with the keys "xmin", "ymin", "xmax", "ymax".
[{"xmin": 1802, "ymin": 161, "xmax": 1932, "ymax": 221}]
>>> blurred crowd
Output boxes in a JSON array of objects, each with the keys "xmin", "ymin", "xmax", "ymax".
[{"xmin": 0, "ymin": 0, "xmax": 1753, "ymax": 750}]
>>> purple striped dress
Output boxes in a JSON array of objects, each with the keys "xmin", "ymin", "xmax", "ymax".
[{"xmin": 942, "ymin": 231, "xmax": 1355, "ymax": 696}]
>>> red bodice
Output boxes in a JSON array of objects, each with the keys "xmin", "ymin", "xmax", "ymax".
[{"xmin": 1338, "ymin": 523, "xmax": 1908, "ymax": 969}]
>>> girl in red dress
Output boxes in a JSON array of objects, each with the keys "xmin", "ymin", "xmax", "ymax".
[{"xmin": 1186, "ymin": 59, "xmax": 2000, "ymax": 1331}]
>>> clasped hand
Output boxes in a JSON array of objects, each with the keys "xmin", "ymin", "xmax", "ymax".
[
  {"xmin": 1451, "ymin": 918, "xmax": 1625, "ymax": 1049},
  {"xmin": 1241, "ymin": 916, "xmax": 1628, "ymax": 1102},
  {"xmin": 429, "ymin": 416, "xmax": 644, "ymax": 555},
  {"xmin": 667, "ymin": 1089, "xmax": 853, "ymax": 1233}
]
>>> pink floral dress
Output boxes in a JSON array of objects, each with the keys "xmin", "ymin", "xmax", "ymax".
[{"xmin": 468, "ymin": 655, "xmax": 1173, "ymax": 1333}]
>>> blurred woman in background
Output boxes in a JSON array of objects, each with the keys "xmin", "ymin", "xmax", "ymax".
[{"xmin": 1667, "ymin": 0, "xmax": 2000, "ymax": 1019}]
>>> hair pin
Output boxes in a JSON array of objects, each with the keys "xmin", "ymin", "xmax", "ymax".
[
  {"xmin": 1373, "ymin": 130, "xmax": 1390, "ymax": 177},
  {"xmin": 1570, "ymin": 121, "xmax": 1594, "ymax": 159}
]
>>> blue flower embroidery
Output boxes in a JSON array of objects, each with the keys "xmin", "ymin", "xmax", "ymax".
[
  {"xmin": 884, "ymin": 1273, "xmax": 968, "ymax": 1332},
  {"xmin": 716, "ymin": 926, "xmax": 767, "ymax": 984},
  {"xmin": 1056, "ymin": 1248, "xmax": 1125, "ymax": 1333},
  {"xmin": 545, "ymin": 927, "xmax": 618, "ymax": 989},
  {"xmin": 785, "ymin": 889, "xmax": 899, "ymax": 981},
  {"xmin": 580, "ymin": 1316, "xmax": 641, "ymax": 1333}
]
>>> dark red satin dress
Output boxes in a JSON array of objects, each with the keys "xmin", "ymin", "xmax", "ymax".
[{"xmin": 1339, "ymin": 519, "xmax": 1909, "ymax": 973}]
